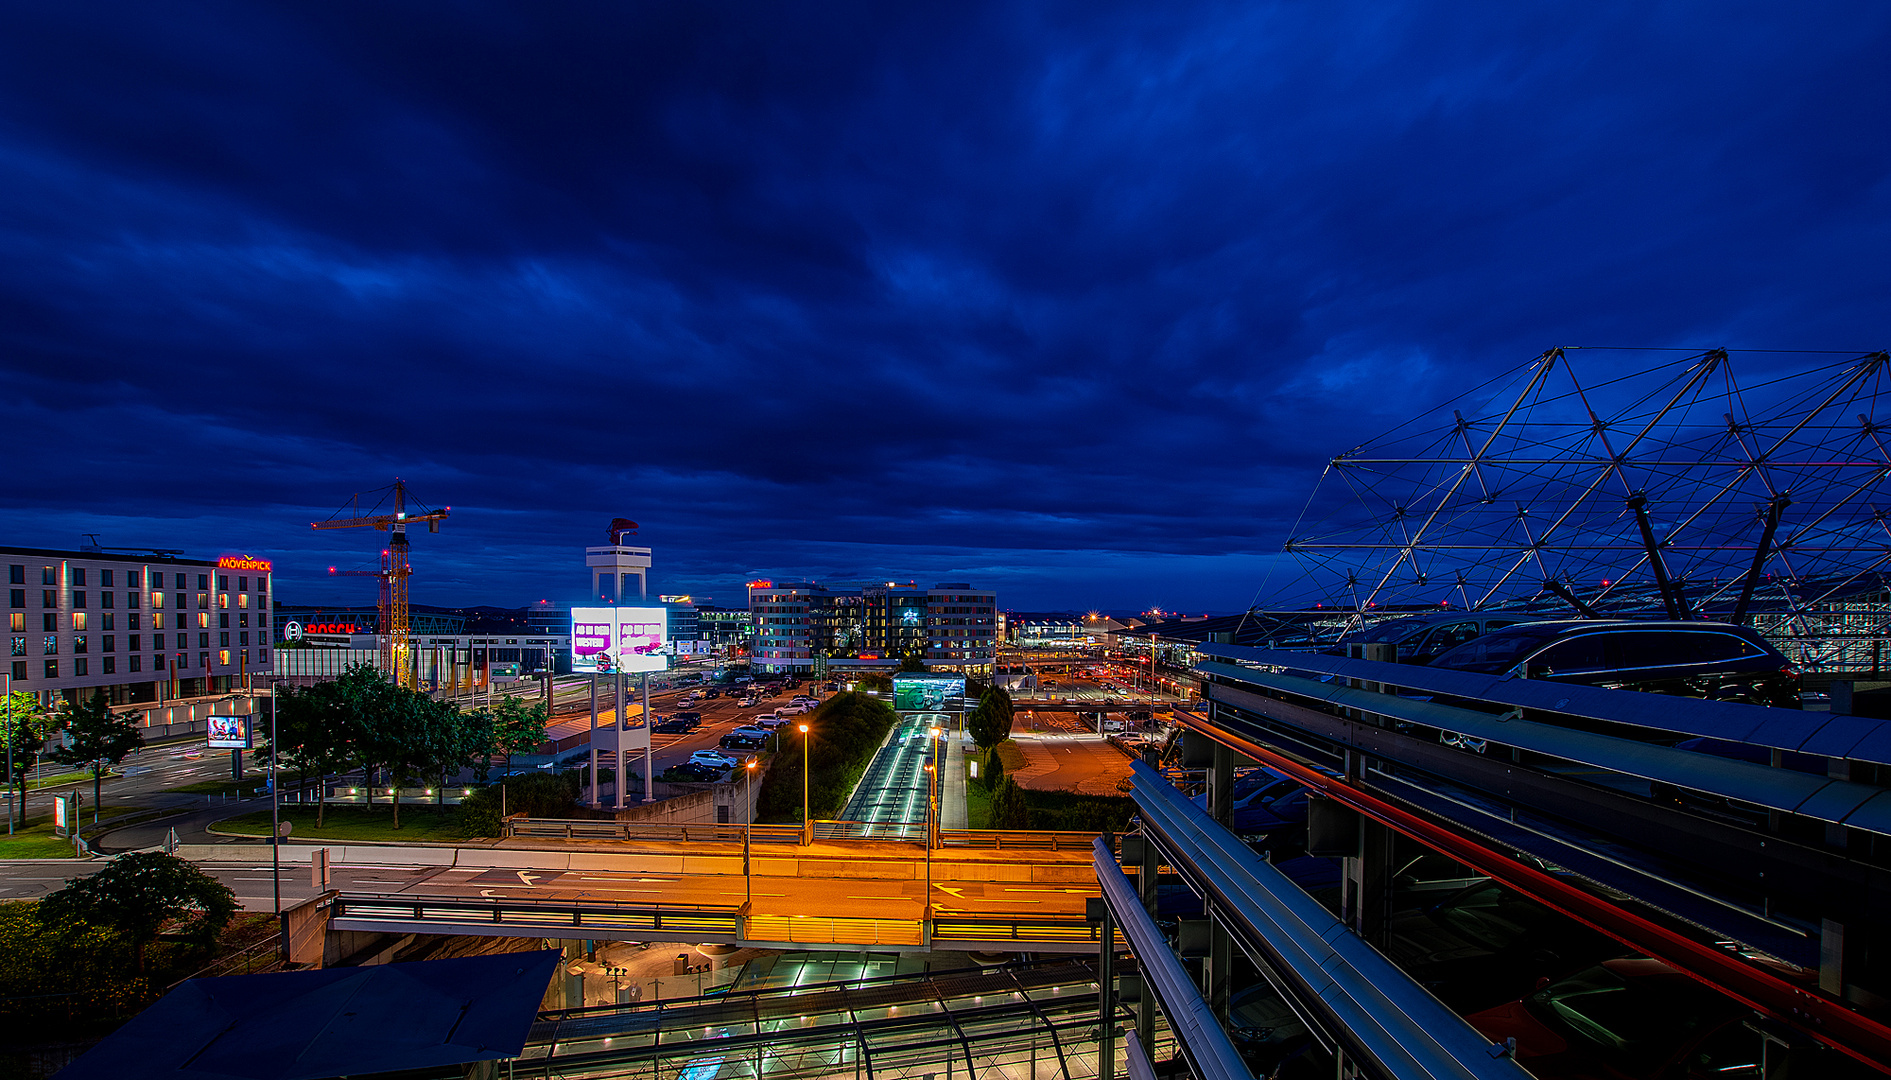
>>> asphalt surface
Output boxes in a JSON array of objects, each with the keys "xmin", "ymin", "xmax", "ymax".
[{"xmin": 840, "ymin": 713, "xmax": 951, "ymax": 830}]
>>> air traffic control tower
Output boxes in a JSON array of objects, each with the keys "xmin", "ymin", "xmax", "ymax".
[{"xmin": 586, "ymin": 517, "xmax": 650, "ymax": 603}]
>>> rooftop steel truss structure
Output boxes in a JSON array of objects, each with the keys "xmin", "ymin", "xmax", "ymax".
[{"xmin": 1273, "ymin": 347, "xmax": 1891, "ymax": 665}]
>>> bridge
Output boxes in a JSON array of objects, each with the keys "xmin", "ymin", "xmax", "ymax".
[{"xmin": 201, "ymin": 825, "xmax": 1114, "ymax": 954}]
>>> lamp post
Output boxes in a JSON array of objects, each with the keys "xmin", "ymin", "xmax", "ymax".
[
  {"xmin": 798, "ymin": 723, "xmax": 811, "ymax": 845},
  {"xmin": 3, "ymin": 668, "xmax": 12, "ymax": 837},
  {"xmin": 269, "ymin": 678, "xmax": 281, "ymax": 918},
  {"xmin": 743, "ymin": 759, "xmax": 757, "ymax": 906},
  {"xmin": 922, "ymin": 762, "xmax": 936, "ymax": 909},
  {"xmin": 927, "ymin": 725, "xmax": 942, "ymax": 847}
]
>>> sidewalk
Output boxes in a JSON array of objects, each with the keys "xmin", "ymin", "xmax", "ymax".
[{"xmin": 940, "ymin": 733, "xmax": 968, "ymax": 830}]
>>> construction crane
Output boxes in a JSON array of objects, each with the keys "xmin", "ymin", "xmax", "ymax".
[{"xmin": 312, "ymin": 480, "xmax": 449, "ymax": 689}]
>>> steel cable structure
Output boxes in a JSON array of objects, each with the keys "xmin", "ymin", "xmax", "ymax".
[{"xmin": 1271, "ymin": 347, "xmax": 1891, "ymax": 668}]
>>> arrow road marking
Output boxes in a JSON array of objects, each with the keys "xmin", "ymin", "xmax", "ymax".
[{"xmin": 517, "ymin": 870, "xmax": 540, "ymax": 887}]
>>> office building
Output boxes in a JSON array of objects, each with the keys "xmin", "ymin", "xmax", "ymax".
[
  {"xmin": 747, "ymin": 579, "xmax": 996, "ymax": 674},
  {"xmin": 4, "ymin": 543, "xmax": 273, "ymax": 708}
]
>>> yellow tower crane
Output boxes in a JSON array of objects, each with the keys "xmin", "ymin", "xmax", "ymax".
[{"xmin": 312, "ymin": 480, "xmax": 449, "ymax": 689}]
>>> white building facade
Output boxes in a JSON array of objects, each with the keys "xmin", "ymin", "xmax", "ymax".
[{"xmin": 5, "ymin": 545, "xmax": 274, "ymax": 710}]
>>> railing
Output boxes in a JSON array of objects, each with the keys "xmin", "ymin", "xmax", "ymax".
[
  {"xmin": 330, "ymin": 892, "xmax": 742, "ymax": 936},
  {"xmin": 502, "ymin": 817, "xmax": 1106, "ymax": 851},
  {"xmin": 505, "ymin": 819, "xmax": 804, "ymax": 843},
  {"xmin": 744, "ymin": 914, "xmax": 924, "ymax": 946},
  {"xmin": 937, "ymin": 829, "xmax": 1104, "ymax": 851},
  {"xmin": 931, "ymin": 917, "xmax": 1110, "ymax": 945}
]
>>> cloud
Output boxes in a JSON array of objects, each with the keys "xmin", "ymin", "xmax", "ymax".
[{"xmin": 1, "ymin": 1, "xmax": 1887, "ymax": 611}]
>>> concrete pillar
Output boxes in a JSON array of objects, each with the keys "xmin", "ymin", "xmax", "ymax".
[
  {"xmin": 1208, "ymin": 743, "xmax": 1235, "ymax": 827},
  {"xmin": 1202, "ymin": 902, "xmax": 1232, "ymax": 1020},
  {"xmin": 1344, "ymin": 818, "xmax": 1394, "ymax": 947},
  {"xmin": 1097, "ymin": 902, "xmax": 1116, "ymax": 1080}
]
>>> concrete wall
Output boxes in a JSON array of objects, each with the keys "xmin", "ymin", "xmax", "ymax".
[{"xmin": 610, "ymin": 780, "xmax": 756, "ymax": 826}]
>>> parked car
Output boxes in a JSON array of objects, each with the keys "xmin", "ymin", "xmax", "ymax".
[
  {"xmin": 1381, "ymin": 880, "xmax": 1622, "ymax": 1013},
  {"xmin": 738, "ymin": 696, "xmax": 760, "ymax": 708},
  {"xmin": 652, "ymin": 716, "xmax": 692, "ymax": 734},
  {"xmin": 729, "ymin": 725, "xmax": 771, "ymax": 740},
  {"xmin": 1466, "ymin": 957, "xmax": 1815, "ymax": 1079},
  {"xmin": 669, "ymin": 711, "xmax": 703, "ymax": 728},
  {"xmin": 1427, "ymin": 620, "xmax": 1801, "ymax": 709},
  {"xmin": 702, "ymin": 688, "xmax": 721, "ymax": 699},
  {"xmin": 755, "ymin": 714, "xmax": 790, "ymax": 729},
  {"xmin": 721, "ymin": 733, "xmax": 765, "ymax": 750},
  {"xmin": 754, "ymin": 709, "xmax": 779, "ymax": 723},
  {"xmin": 777, "ymin": 703, "xmax": 809, "ymax": 716},
  {"xmin": 663, "ymin": 761, "xmax": 725, "ymax": 783},
  {"xmin": 688, "ymin": 750, "xmax": 738, "ymax": 769},
  {"xmin": 734, "ymin": 675, "xmax": 754, "ymax": 685},
  {"xmin": 1325, "ymin": 611, "xmax": 1547, "ymax": 665}
]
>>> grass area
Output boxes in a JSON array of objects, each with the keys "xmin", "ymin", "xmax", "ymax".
[
  {"xmin": 213, "ymin": 805, "xmax": 466, "ymax": 843},
  {"xmin": 993, "ymin": 739, "xmax": 1026, "ymax": 773},
  {"xmin": 965, "ymin": 774, "xmax": 994, "ymax": 829},
  {"xmin": 24, "ymin": 770, "xmax": 95, "ymax": 791},
  {"xmin": 0, "ymin": 806, "xmax": 140, "ymax": 859}
]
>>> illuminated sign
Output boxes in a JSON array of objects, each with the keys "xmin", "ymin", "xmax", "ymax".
[
  {"xmin": 893, "ymin": 674, "xmax": 966, "ymax": 712},
  {"xmin": 207, "ymin": 714, "xmax": 253, "ymax": 749},
  {"xmin": 745, "ymin": 580, "xmax": 773, "ymax": 589},
  {"xmin": 218, "ymin": 556, "xmax": 273, "ymax": 572},
  {"xmin": 571, "ymin": 606, "xmax": 669, "ymax": 674},
  {"xmin": 303, "ymin": 623, "xmax": 360, "ymax": 634}
]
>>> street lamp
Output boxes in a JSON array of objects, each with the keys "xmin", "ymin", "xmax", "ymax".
[
  {"xmin": 927, "ymin": 725, "xmax": 942, "ymax": 847},
  {"xmin": 922, "ymin": 762, "xmax": 936, "ymax": 909},
  {"xmin": 269, "ymin": 678, "xmax": 281, "ymax": 918},
  {"xmin": 798, "ymin": 723, "xmax": 811, "ymax": 845},
  {"xmin": 743, "ymin": 759, "xmax": 757, "ymax": 906}
]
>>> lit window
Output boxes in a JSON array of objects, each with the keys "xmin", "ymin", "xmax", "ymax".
[
  {"xmin": 73, "ymin": 636, "xmax": 86, "ymax": 654},
  {"xmin": 151, "ymin": 591, "xmax": 164, "ymax": 609},
  {"xmin": 43, "ymin": 660, "xmax": 56, "ymax": 678},
  {"xmin": 72, "ymin": 612, "xmax": 87, "ymax": 632},
  {"xmin": 42, "ymin": 636, "xmax": 56, "ymax": 655},
  {"xmin": 218, "ymin": 649, "xmax": 229, "ymax": 667}
]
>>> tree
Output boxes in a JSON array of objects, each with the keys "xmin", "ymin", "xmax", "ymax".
[
  {"xmin": 39, "ymin": 852, "xmax": 236, "ymax": 974},
  {"xmin": 898, "ymin": 656, "xmax": 927, "ymax": 673},
  {"xmin": 268, "ymin": 668, "xmax": 372, "ymax": 827},
  {"xmin": 0, "ymin": 691, "xmax": 47, "ymax": 829},
  {"xmin": 988, "ymin": 777, "xmax": 1031, "ymax": 829},
  {"xmin": 966, "ymin": 685, "xmax": 1015, "ymax": 749},
  {"xmin": 981, "ymin": 745, "xmax": 1005, "ymax": 793},
  {"xmin": 50, "ymin": 692, "xmax": 143, "ymax": 824},
  {"xmin": 489, "ymin": 695, "xmax": 550, "ymax": 777},
  {"xmin": 357, "ymin": 689, "xmax": 461, "ymax": 829}
]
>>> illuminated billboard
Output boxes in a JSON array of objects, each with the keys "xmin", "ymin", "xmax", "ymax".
[
  {"xmin": 207, "ymin": 714, "xmax": 253, "ymax": 749},
  {"xmin": 572, "ymin": 606, "xmax": 670, "ymax": 674},
  {"xmin": 893, "ymin": 674, "xmax": 965, "ymax": 712}
]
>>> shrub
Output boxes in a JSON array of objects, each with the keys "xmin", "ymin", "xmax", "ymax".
[
  {"xmin": 754, "ymin": 691, "xmax": 898, "ymax": 822},
  {"xmin": 458, "ymin": 771, "xmax": 581, "ymax": 837}
]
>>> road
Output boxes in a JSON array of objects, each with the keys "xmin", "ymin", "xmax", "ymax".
[{"xmin": 841, "ymin": 713, "xmax": 951, "ymax": 831}]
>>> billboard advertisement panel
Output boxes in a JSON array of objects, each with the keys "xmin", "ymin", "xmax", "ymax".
[
  {"xmin": 893, "ymin": 674, "xmax": 966, "ymax": 712},
  {"xmin": 207, "ymin": 714, "xmax": 253, "ymax": 749},
  {"xmin": 572, "ymin": 606, "xmax": 670, "ymax": 674}
]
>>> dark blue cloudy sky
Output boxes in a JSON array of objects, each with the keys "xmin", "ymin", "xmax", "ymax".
[{"xmin": 1, "ymin": 2, "xmax": 1886, "ymax": 612}]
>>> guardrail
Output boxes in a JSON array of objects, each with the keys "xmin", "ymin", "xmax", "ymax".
[
  {"xmin": 931, "ymin": 917, "xmax": 1110, "ymax": 945},
  {"xmin": 1196, "ymin": 640, "xmax": 1891, "ymax": 767},
  {"xmin": 504, "ymin": 819, "xmax": 806, "ymax": 843},
  {"xmin": 329, "ymin": 892, "xmax": 742, "ymax": 937},
  {"xmin": 1185, "ymin": 649, "xmax": 1891, "ymax": 1071},
  {"xmin": 1129, "ymin": 761, "xmax": 1533, "ymax": 1080},
  {"xmin": 501, "ymin": 817, "xmax": 1104, "ymax": 851}
]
